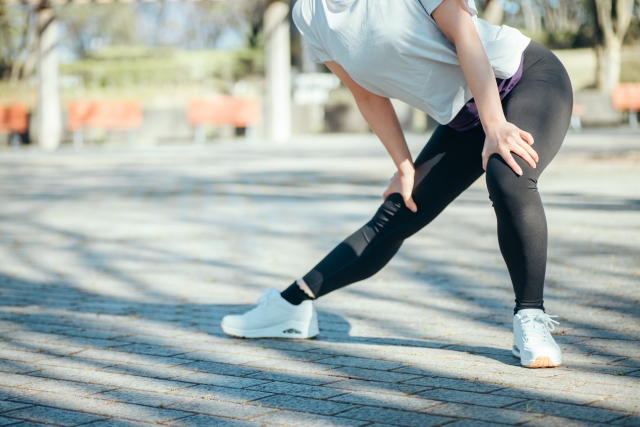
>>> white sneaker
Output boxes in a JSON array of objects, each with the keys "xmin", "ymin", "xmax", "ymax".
[
  {"xmin": 221, "ymin": 288, "xmax": 319, "ymax": 339},
  {"xmin": 512, "ymin": 309, "xmax": 562, "ymax": 368}
]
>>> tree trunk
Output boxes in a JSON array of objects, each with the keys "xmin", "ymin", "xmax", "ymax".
[
  {"xmin": 596, "ymin": 40, "xmax": 622, "ymax": 94},
  {"xmin": 594, "ymin": 0, "xmax": 634, "ymax": 93},
  {"xmin": 37, "ymin": 5, "xmax": 62, "ymax": 151},
  {"xmin": 521, "ymin": 0, "xmax": 541, "ymax": 32},
  {"xmin": 264, "ymin": 0, "xmax": 291, "ymax": 143},
  {"xmin": 483, "ymin": 0, "xmax": 504, "ymax": 25}
]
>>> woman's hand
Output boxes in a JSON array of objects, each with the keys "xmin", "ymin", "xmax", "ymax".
[
  {"xmin": 482, "ymin": 120, "xmax": 538, "ymax": 175},
  {"xmin": 432, "ymin": 1, "xmax": 538, "ymax": 176},
  {"xmin": 324, "ymin": 61, "xmax": 417, "ymax": 210},
  {"xmin": 383, "ymin": 165, "xmax": 418, "ymax": 213}
]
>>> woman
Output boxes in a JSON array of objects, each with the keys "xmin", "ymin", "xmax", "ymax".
[{"xmin": 221, "ymin": 0, "xmax": 572, "ymax": 368}]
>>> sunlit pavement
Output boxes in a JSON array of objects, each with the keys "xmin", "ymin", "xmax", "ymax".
[{"xmin": 0, "ymin": 129, "xmax": 638, "ymax": 426}]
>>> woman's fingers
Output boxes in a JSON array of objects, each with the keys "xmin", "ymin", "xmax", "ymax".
[
  {"xmin": 398, "ymin": 170, "xmax": 417, "ymax": 212},
  {"xmin": 514, "ymin": 131, "xmax": 539, "ymax": 162},
  {"xmin": 510, "ymin": 144, "xmax": 537, "ymax": 169},
  {"xmin": 401, "ymin": 181, "xmax": 418, "ymax": 212},
  {"xmin": 500, "ymin": 150, "xmax": 523, "ymax": 176},
  {"xmin": 383, "ymin": 172, "xmax": 417, "ymax": 213},
  {"xmin": 382, "ymin": 185, "xmax": 417, "ymax": 213},
  {"xmin": 519, "ymin": 139, "xmax": 539, "ymax": 163},
  {"xmin": 484, "ymin": 124, "xmax": 538, "ymax": 176},
  {"xmin": 383, "ymin": 173, "xmax": 398, "ymax": 200},
  {"xmin": 520, "ymin": 130, "xmax": 534, "ymax": 145},
  {"xmin": 404, "ymin": 195, "xmax": 418, "ymax": 213}
]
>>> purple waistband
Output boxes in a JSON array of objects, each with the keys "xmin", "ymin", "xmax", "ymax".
[{"xmin": 447, "ymin": 54, "xmax": 525, "ymax": 132}]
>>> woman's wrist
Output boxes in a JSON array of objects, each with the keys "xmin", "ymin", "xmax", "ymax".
[
  {"xmin": 397, "ymin": 159, "xmax": 415, "ymax": 175},
  {"xmin": 482, "ymin": 114, "xmax": 508, "ymax": 135}
]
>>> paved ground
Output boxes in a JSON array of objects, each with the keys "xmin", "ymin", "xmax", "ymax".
[{"xmin": 0, "ymin": 129, "xmax": 638, "ymax": 427}]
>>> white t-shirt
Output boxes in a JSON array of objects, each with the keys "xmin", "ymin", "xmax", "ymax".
[{"xmin": 292, "ymin": 0, "xmax": 531, "ymax": 125}]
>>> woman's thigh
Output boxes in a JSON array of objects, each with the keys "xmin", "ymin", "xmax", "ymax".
[
  {"xmin": 377, "ymin": 124, "xmax": 487, "ymax": 242},
  {"xmin": 411, "ymin": 124, "xmax": 486, "ymax": 209},
  {"xmin": 498, "ymin": 43, "xmax": 573, "ymax": 176}
]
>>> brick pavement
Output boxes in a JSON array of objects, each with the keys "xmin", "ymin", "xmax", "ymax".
[{"xmin": 0, "ymin": 129, "xmax": 638, "ymax": 426}]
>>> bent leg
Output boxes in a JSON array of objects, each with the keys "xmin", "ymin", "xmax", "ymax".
[
  {"xmin": 289, "ymin": 125, "xmax": 486, "ymax": 300},
  {"xmin": 486, "ymin": 43, "xmax": 573, "ymax": 312}
]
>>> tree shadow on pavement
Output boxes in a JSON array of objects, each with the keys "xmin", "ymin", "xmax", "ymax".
[
  {"xmin": 0, "ymin": 150, "xmax": 638, "ymax": 425},
  {"xmin": 0, "ymin": 271, "xmax": 639, "ymax": 425}
]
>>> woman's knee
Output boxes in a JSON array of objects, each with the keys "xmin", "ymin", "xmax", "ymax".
[
  {"xmin": 370, "ymin": 193, "xmax": 415, "ymax": 235},
  {"xmin": 486, "ymin": 154, "xmax": 540, "ymax": 208}
]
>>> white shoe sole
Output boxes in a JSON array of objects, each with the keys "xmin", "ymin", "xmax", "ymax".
[
  {"xmin": 221, "ymin": 320, "xmax": 319, "ymax": 339},
  {"xmin": 512, "ymin": 345, "xmax": 562, "ymax": 368}
]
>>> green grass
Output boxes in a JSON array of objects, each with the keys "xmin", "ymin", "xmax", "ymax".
[
  {"xmin": 1, "ymin": 45, "xmax": 638, "ymax": 109},
  {"xmin": 621, "ymin": 47, "xmax": 640, "ymax": 83},
  {"xmin": 553, "ymin": 45, "xmax": 640, "ymax": 91},
  {"xmin": 553, "ymin": 48, "xmax": 597, "ymax": 91},
  {"xmin": 61, "ymin": 47, "xmax": 264, "ymax": 88}
]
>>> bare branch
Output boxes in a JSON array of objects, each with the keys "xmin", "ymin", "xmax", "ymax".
[
  {"xmin": 594, "ymin": 0, "xmax": 615, "ymax": 42},
  {"xmin": 615, "ymin": 0, "xmax": 634, "ymax": 39}
]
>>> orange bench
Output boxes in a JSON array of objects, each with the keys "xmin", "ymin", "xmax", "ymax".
[
  {"xmin": 612, "ymin": 84, "xmax": 640, "ymax": 128},
  {"xmin": 187, "ymin": 96, "xmax": 261, "ymax": 143},
  {"xmin": 68, "ymin": 100, "xmax": 143, "ymax": 147},
  {"xmin": 0, "ymin": 104, "xmax": 29, "ymax": 146}
]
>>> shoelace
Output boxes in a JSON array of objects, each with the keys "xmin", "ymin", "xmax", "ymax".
[
  {"xmin": 520, "ymin": 313, "xmax": 560, "ymax": 343},
  {"xmin": 247, "ymin": 289, "xmax": 280, "ymax": 314}
]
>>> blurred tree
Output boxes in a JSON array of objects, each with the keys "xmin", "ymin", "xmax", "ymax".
[
  {"xmin": 178, "ymin": 0, "xmax": 270, "ymax": 49},
  {"xmin": 238, "ymin": 0, "xmax": 271, "ymax": 48},
  {"xmin": 538, "ymin": 0, "xmax": 592, "ymax": 48},
  {"xmin": 483, "ymin": 0, "xmax": 505, "ymax": 24},
  {"xmin": 540, "ymin": 0, "xmax": 584, "ymax": 34},
  {"xmin": 57, "ymin": 4, "xmax": 137, "ymax": 59},
  {"xmin": 182, "ymin": 4, "xmax": 233, "ymax": 49},
  {"xmin": 592, "ymin": 0, "xmax": 635, "ymax": 93},
  {"xmin": 0, "ymin": 4, "xmax": 37, "ymax": 81},
  {"xmin": 623, "ymin": 0, "xmax": 640, "ymax": 43},
  {"xmin": 0, "ymin": 0, "xmax": 274, "ymax": 95},
  {"xmin": 521, "ymin": 0, "xmax": 542, "ymax": 32}
]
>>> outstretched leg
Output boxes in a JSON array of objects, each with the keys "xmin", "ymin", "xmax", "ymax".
[
  {"xmin": 282, "ymin": 124, "xmax": 487, "ymax": 303},
  {"xmin": 222, "ymin": 125, "xmax": 485, "ymax": 338}
]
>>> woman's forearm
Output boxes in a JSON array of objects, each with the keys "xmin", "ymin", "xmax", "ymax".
[
  {"xmin": 432, "ymin": 0, "xmax": 506, "ymax": 130},
  {"xmin": 453, "ymin": 29, "xmax": 506, "ymax": 129},
  {"xmin": 324, "ymin": 61, "xmax": 413, "ymax": 173},
  {"xmin": 355, "ymin": 96, "xmax": 413, "ymax": 173},
  {"xmin": 432, "ymin": 0, "xmax": 538, "ymax": 175},
  {"xmin": 324, "ymin": 60, "xmax": 418, "ymax": 211}
]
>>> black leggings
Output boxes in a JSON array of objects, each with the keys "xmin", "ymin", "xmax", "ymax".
[{"xmin": 292, "ymin": 42, "xmax": 572, "ymax": 312}]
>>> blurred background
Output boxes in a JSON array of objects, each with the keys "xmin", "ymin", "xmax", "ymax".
[{"xmin": 0, "ymin": 0, "xmax": 639, "ymax": 149}]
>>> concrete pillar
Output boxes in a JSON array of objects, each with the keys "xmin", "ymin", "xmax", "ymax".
[
  {"xmin": 37, "ymin": 3, "xmax": 62, "ymax": 151},
  {"xmin": 264, "ymin": 1, "xmax": 291, "ymax": 143},
  {"xmin": 301, "ymin": 39, "xmax": 320, "ymax": 73}
]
